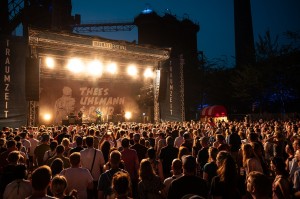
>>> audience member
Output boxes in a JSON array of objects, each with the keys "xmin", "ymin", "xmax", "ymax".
[
  {"xmin": 138, "ymin": 159, "xmax": 165, "ymax": 199},
  {"xmin": 60, "ymin": 152, "xmax": 93, "ymax": 199},
  {"xmin": 112, "ymin": 171, "xmax": 132, "ymax": 199},
  {"xmin": 27, "ymin": 165, "xmax": 56, "ymax": 199},
  {"xmin": 246, "ymin": 171, "xmax": 272, "ymax": 199},
  {"xmin": 168, "ymin": 155, "xmax": 208, "ymax": 199}
]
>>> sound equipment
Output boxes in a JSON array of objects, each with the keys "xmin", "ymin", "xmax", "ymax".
[{"xmin": 25, "ymin": 57, "xmax": 39, "ymax": 101}]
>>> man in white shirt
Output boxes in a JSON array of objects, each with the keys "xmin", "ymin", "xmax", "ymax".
[
  {"xmin": 28, "ymin": 133, "xmax": 39, "ymax": 169},
  {"xmin": 80, "ymin": 136, "xmax": 105, "ymax": 198}
]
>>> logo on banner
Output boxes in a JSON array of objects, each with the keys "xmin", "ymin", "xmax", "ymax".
[{"xmin": 2, "ymin": 40, "xmax": 11, "ymax": 118}]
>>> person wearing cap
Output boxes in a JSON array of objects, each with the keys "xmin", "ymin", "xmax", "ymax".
[
  {"xmin": 130, "ymin": 133, "xmax": 147, "ymax": 163},
  {"xmin": 33, "ymin": 133, "xmax": 50, "ymax": 167},
  {"xmin": 167, "ymin": 155, "xmax": 208, "ymax": 199}
]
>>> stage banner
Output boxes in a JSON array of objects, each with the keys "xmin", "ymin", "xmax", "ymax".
[
  {"xmin": 159, "ymin": 58, "xmax": 182, "ymax": 121},
  {"xmin": 0, "ymin": 36, "xmax": 27, "ymax": 128},
  {"xmin": 40, "ymin": 78, "xmax": 141, "ymax": 124}
]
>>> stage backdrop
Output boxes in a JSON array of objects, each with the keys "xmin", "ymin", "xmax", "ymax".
[
  {"xmin": 40, "ymin": 78, "xmax": 141, "ymax": 124},
  {"xmin": 0, "ymin": 36, "xmax": 27, "ymax": 128}
]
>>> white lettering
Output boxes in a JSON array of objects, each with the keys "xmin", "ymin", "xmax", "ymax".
[
  {"xmin": 3, "ymin": 40, "xmax": 11, "ymax": 118},
  {"xmin": 4, "ymin": 75, "xmax": 10, "ymax": 82},
  {"xmin": 92, "ymin": 41, "xmax": 126, "ymax": 51},
  {"xmin": 5, "ymin": 66, "xmax": 9, "ymax": 73},
  {"xmin": 6, "ymin": 48, "xmax": 10, "ymax": 56},
  {"xmin": 5, "ymin": 93, "xmax": 9, "ymax": 100},
  {"xmin": 4, "ymin": 111, "xmax": 8, "ymax": 118},
  {"xmin": 5, "ymin": 84, "xmax": 9, "ymax": 91},
  {"xmin": 169, "ymin": 63, "xmax": 173, "ymax": 115}
]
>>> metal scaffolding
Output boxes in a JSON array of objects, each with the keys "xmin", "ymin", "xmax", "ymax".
[
  {"xmin": 72, "ymin": 22, "xmax": 136, "ymax": 33},
  {"xmin": 28, "ymin": 101, "xmax": 37, "ymax": 126},
  {"xmin": 154, "ymin": 69, "xmax": 161, "ymax": 123}
]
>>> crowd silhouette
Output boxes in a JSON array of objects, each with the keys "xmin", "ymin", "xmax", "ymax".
[{"xmin": 0, "ymin": 118, "xmax": 300, "ymax": 199}]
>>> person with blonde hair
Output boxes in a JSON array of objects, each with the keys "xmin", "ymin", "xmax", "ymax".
[{"xmin": 50, "ymin": 175, "xmax": 77, "ymax": 199}]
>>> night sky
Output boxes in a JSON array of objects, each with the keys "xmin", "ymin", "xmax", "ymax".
[{"xmin": 72, "ymin": 0, "xmax": 300, "ymax": 66}]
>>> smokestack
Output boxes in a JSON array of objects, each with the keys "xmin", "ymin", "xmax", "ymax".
[{"xmin": 234, "ymin": 0, "xmax": 256, "ymax": 67}]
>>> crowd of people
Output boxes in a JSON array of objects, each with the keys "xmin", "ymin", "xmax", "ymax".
[{"xmin": 0, "ymin": 118, "xmax": 300, "ymax": 199}]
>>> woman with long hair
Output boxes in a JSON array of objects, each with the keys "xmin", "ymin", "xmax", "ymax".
[
  {"xmin": 270, "ymin": 157, "xmax": 291, "ymax": 199},
  {"xmin": 242, "ymin": 144, "xmax": 263, "ymax": 176},
  {"xmin": 138, "ymin": 159, "xmax": 165, "ymax": 199},
  {"xmin": 210, "ymin": 151, "xmax": 241, "ymax": 199},
  {"xmin": 147, "ymin": 148, "xmax": 164, "ymax": 180}
]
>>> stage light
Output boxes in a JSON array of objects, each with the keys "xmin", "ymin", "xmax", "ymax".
[
  {"xmin": 125, "ymin": 112, "xmax": 132, "ymax": 120},
  {"xmin": 107, "ymin": 62, "xmax": 117, "ymax": 74},
  {"xmin": 45, "ymin": 57, "xmax": 55, "ymax": 68},
  {"xmin": 127, "ymin": 65, "xmax": 138, "ymax": 77},
  {"xmin": 144, "ymin": 68, "xmax": 154, "ymax": 78},
  {"xmin": 87, "ymin": 60, "xmax": 103, "ymax": 76},
  {"xmin": 67, "ymin": 58, "xmax": 84, "ymax": 73},
  {"xmin": 43, "ymin": 113, "xmax": 52, "ymax": 122}
]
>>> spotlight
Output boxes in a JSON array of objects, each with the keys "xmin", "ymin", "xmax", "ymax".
[
  {"xmin": 87, "ymin": 60, "xmax": 103, "ymax": 76},
  {"xmin": 124, "ymin": 112, "xmax": 132, "ymax": 120},
  {"xmin": 45, "ymin": 57, "xmax": 55, "ymax": 68},
  {"xmin": 107, "ymin": 62, "xmax": 117, "ymax": 74},
  {"xmin": 143, "ymin": 68, "xmax": 154, "ymax": 78},
  {"xmin": 67, "ymin": 58, "xmax": 84, "ymax": 73},
  {"xmin": 43, "ymin": 113, "xmax": 52, "ymax": 122},
  {"xmin": 127, "ymin": 65, "xmax": 138, "ymax": 77}
]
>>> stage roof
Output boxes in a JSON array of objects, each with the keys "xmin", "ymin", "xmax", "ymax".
[{"xmin": 28, "ymin": 27, "xmax": 170, "ymax": 65}]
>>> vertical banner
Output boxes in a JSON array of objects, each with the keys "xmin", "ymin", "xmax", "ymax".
[
  {"xmin": 0, "ymin": 36, "xmax": 27, "ymax": 128},
  {"xmin": 159, "ymin": 58, "xmax": 182, "ymax": 121}
]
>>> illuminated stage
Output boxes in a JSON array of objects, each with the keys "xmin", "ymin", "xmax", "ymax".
[{"xmin": 27, "ymin": 28, "xmax": 170, "ymax": 125}]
